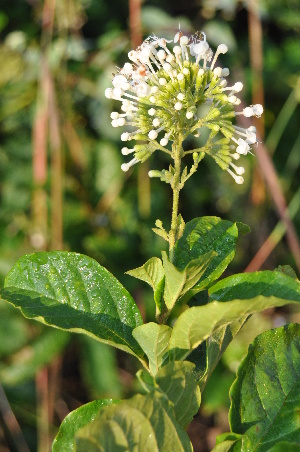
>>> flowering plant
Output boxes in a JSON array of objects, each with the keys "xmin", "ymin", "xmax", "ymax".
[{"xmin": 1, "ymin": 31, "xmax": 300, "ymax": 451}]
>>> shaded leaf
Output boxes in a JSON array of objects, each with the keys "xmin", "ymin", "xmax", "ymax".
[
  {"xmin": 155, "ymin": 361, "xmax": 201, "ymax": 428},
  {"xmin": 1, "ymin": 252, "xmax": 144, "ymax": 361},
  {"xmin": 276, "ymin": 265, "xmax": 299, "ymax": 280},
  {"xmin": 198, "ymin": 318, "xmax": 247, "ymax": 390},
  {"xmin": 133, "ymin": 323, "xmax": 172, "ymax": 375},
  {"xmin": 230, "ymin": 324, "xmax": 300, "ymax": 450},
  {"xmin": 173, "ymin": 217, "xmax": 240, "ymax": 291},
  {"xmin": 138, "ymin": 361, "xmax": 201, "ymax": 427},
  {"xmin": 53, "ymin": 399, "xmax": 118, "ymax": 452},
  {"xmin": 76, "ymin": 391, "xmax": 193, "ymax": 451}
]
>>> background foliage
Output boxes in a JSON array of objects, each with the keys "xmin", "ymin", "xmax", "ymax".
[{"xmin": 0, "ymin": 0, "xmax": 299, "ymax": 451}]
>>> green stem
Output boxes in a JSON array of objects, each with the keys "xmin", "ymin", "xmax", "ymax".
[{"xmin": 169, "ymin": 137, "xmax": 183, "ymax": 263}]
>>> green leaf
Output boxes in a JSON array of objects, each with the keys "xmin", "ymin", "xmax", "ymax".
[
  {"xmin": 162, "ymin": 251, "xmax": 186, "ymax": 310},
  {"xmin": 212, "ymin": 433, "xmax": 242, "ymax": 451},
  {"xmin": 236, "ymin": 222, "xmax": 250, "ymax": 236},
  {"xmin": 169, "ymin": 286, "xmax": 300, "ymax": 361},
  {"xmin": 126, "ymin": 257, "xmax": 165, "ymax": 312},
  {"xmin": 155, "ymin": 361, "xmax": 201, "ymax": 428},
  {"xmin": 76, "ymin": 392, "xmax": 193, "ymax": 451},
  {"xmin": 126, "ymin": 257, "xmax": 164, "ymax": 291},
  {"xmin": 53, "ymin": 399, "xmax": 118, "ymax": 452},
  {"xmin": 126, "ymin": 258, "xmax": 165, "ymax": 312},
  {"xmin": 133, "ymin": 323, "xmax": 171, "ymax": 375},
  {"xmin": 173, "ymin": 217, "xmax": 240, "ymax": 291},
  {"xmin": 0, "ymin": 329, "xmax": 70, "ymax": 386},
  {"xmin": 198, "ymin": 318, "xmax": 247, "ymax": 390},
  {"xmin": 1, "ymin": 252, "xmax": 144, "ymax": 361},
  {"xmin": 138, "ymin": 361, "xmax": 201, "ymax": 428},
  {"xmin": 180, "ymin": 251, "xmax": 217, "ymax": 302},
  {"xmin": 267, "ymin": 442, "xmax": 300, "ymax": 452},
  {"xmin": 209, "ymin": 270, "xmax": 300, "ymax": 301},
  {"xmin": 229, "ymin": 324, "xmax": 300, "ymax": 451}
]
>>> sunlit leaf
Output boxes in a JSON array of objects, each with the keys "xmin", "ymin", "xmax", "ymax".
[
  {"xmin": 53, "ymin": 399, "xmax": 118, "ymax": 452},
  {"xmin": 76, "ymin": 391, "xmax": 193, "ymax": 451},
  {"xmin": 133, "ymin": 323, "xmax": 171, "ymax": 375},
  {"xmin": 1, "ymin": 252, "xmax": 145, "ymax": 362},
  {"xmin": 169, "ymin": 272, "xmax": 300, "ymax": 361}
]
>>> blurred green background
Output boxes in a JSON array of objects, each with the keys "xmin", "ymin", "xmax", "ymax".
[{"xmin": 0, "ymin": 0, "xmax": 299, "ymax": 451}]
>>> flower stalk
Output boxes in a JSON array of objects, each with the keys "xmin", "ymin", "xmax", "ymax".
[{"xmin": 169, "ymin": 136, "xmax": 183, "ymax": 262}]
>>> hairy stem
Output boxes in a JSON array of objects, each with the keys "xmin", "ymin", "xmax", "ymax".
[{"xmin": 169, "ymin": 136, "xmax": 183, "ymax": 262}]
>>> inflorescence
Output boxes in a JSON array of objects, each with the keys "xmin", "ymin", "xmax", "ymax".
[{"xmin": 105, "ymin": 30, "xmax": 263, "ymax": 184}]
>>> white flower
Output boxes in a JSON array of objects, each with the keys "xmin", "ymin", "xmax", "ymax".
[{"xmin": 106, "ymin": 30, "xmax": 263, "ymax": 182}]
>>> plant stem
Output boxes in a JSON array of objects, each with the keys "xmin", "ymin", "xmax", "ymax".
[{"xmin": 169, "ymin": 136, "xmax": 183, "ymax": 262}]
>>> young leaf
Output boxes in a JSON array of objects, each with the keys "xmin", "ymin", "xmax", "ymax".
[
  {"xmin": 209, "ymin": 270, "xmax": 300, "ymax": 301},
  {"xmin": 169, "ymin": 284, "xmax": 300, "ymax": 361},
  {"xmin": 126, "ymin": 257, "xmax": 164, "ymax": 291},
  {"xmin": 126, "ymin": 257, "xmax": 165, "ymax": 311},
  {"xmin": 1, "ymin": 252, "xmax": 144, "ymax": 362},
  {"xmin": 180, "ymin": 251, "xmax": 217, "ymax": 302},
  {"xmin": 76, "ymin": 392, "xmax": 193, "ymax": 451},
  {"xmin": 162, "ymin": 251, "xmax": 186, "ymax": 310},
  {"xmin": 173, "ymin": 217, "xmax": 240, "ymax": 291},
  {"xmin": 0, "ymin": 329, "xmax": 70, "ymax": 386},
  {"xmin": 53, "ymin": 399, "xmax": 118, "ymax": 452},
  {"xmin": 132, "ymin": 323, "xmax": 171, "ymax": 375},
  {"xmin": 229, "ymin": 324, "xmax": 300, "ymax": 450}
]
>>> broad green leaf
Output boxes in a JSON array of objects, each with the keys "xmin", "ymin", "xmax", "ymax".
[
  {"xmin": 162, "ymin": 251, "xmax": 185, "ymax": 310},
  {"xmin": 53, "ymin": 399, "xmax": 118, "ymax": 452},
  {"xmin": 133, "ymin": 323, "xmax": 171, "ymax": 375},
  {"xmin": 76, "ymin": 391, "xmax": 193, "ymax": 451},
  {"xmin": 169, "ymin": 290, "xmax": 300, "ymax": 361},
  {"xmin": 1, "ymin": 252, "xmax": 144, "ymax": 361},
  {"xmin": 268, "ymin": 442, "xmax": 300, "ymax": 451},
  {"xmin": 126, "ymin": 257, "xmax": 165, "ymax": 311},
  {"xmin": 173, "ymin": 217, "xmax": 240, "ymax": 291},
  {"xmin": 209, "ymin": 270, "xmax": 300, "ymax": 302},
  {"xmin": 155, "ymin": 361, "xmax": 201, "ymax": 428},
  {"xmin": 0, "ymin": 329, "xmax": 69, "ymax": 386},
  {"xmin": 229, "ymin": 324, "xmax": 300, "ymax": 451}
]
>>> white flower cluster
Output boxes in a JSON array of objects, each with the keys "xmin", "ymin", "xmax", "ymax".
[{"xmin": 105, "ymin": 31, "xmax": 263, "ymax": 184}]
